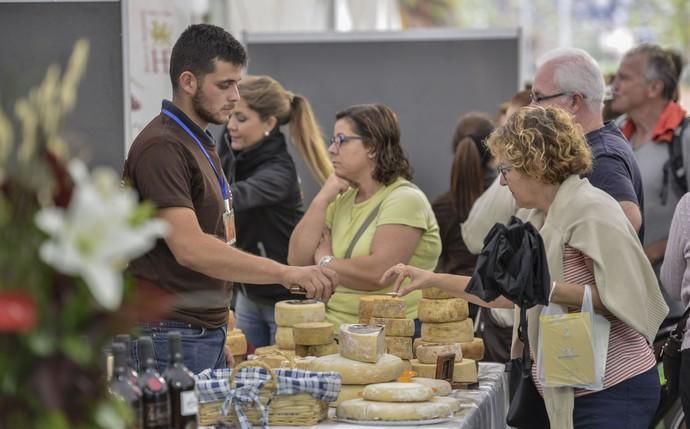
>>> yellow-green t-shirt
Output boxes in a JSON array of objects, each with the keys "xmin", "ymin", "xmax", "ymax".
[{"xmin": 324, "ymin": 177, "xmax": 441, "ymax": 328}]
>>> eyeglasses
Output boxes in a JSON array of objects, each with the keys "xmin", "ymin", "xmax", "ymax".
[
  {"xmin": 329, "ymin": 134, "xmax": 363, "ymax": 149},
  {"xmin": 530, "ymin": 91, "xmax": 585, "ymax": 104},
  {"xmin": 497, "ymin": 164, "xmax": 513, "ymax": 179}
]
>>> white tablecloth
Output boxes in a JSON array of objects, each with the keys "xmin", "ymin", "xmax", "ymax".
[{"xmin": 276, "ymin": 362, "xmax": 509, "ymax": 429}]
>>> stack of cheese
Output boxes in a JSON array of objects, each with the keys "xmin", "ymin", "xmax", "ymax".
[
  {"xmin": 336, "ymin": 381, "xmax": 454, "ymax": 422},
  {"xmin": 274, "ymin": 299, "xmax": 326, "ymax": 352},
  {"xmin": 293, "ymin": 321, "xmax": 338, "ymax": 357},
  {"xmin": 225, "ymin": 311, "xmax": 248, "ymax": 366},
  {"xmin": 366, "ymin": 297, "xmax": 414, "ymax": 363},
  {"xmin": 410, "ymin": 288, "xmax": 479, "ymax": 384},
  {"xmin": 358, "ymin": 295, "xmax": 391, "ymax": 324},
  {"xmin": 309, "ymin": 323, "xmax": 405, "ymax": 407}
]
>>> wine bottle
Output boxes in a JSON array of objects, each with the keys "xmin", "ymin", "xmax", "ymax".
[
  {"xmin": 114, "ymin": 334, "xmax": 139, "ymax": 386},
  {"xmin": 109, "ymin": 343, "xmax": 143, "ymax": 429},
  {"xmin": 163, "ymin": 332, "xmax": 198, "ymax": 429},
  {"xmin": 137, "ymin": 336, "xmax": 171, "ymax": 429}
]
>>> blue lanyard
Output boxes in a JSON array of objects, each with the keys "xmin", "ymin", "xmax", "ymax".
[{"xmin": 161, "ymin": 109, "xmax": 230, "ymax": 209}]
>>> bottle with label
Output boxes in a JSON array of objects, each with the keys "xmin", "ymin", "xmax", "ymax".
[
  {"xmin": 137, "ymin": 336, "xmax": 171, "ymax": 429},
  {"xmin": 114, "ymin": 334, "xmax": 139, "ymax": 386},
  {"xmin": 109, "ymin": 342, "xmax": 143, "ymax": 429},
  {"xmin": 163, "ymin": 332, "xmax": 198, "ymax": 429}
]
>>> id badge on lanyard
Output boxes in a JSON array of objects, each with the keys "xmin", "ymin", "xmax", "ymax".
[{"xmin": 223, "ymin": 195, "xmax": 236, "ymax": 246}]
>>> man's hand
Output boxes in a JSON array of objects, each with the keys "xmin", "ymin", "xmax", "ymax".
[
  {"xmin": 380, "ymin": 263, "xmax": 434, "ymax": 296},
  {"xmin": 282, "ymin": 265, "xmax": 338, "ymax": 302}
]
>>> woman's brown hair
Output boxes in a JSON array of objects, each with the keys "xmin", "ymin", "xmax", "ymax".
[
  {"xmin": 335, "ymin": 104, "xmax": 412, "ymax": 185},
  {"xmin": 238, "ymin": 75, "xmax": 332, "ymax": 184},
  {"xmin": 449, "ymin": 113, "xmax": 495, "ymax": 221}
]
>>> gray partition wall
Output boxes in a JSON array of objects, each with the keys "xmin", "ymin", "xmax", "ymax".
[
  {"xmin": 245, "ymin": 29, "xmax": 520, "ymax": 203},
  {"xmin": 0, "ymin": 0, "xmax": 126, "ymax": 171}
]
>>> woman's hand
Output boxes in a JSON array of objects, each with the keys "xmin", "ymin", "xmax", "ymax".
[
  {"xmin": 315, "ymin": 173, "xmax": 350, "ymax": 205},
  {"xmin": 380, "ymin": 263, "xmax": 435, "ymax": 296}
]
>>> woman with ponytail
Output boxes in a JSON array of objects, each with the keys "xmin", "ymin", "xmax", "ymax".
[{"xmin": 218, "ymin": 75, "xmax": 331, "ymax": 348}]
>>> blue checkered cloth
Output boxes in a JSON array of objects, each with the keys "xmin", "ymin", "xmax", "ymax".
[{"xmin": 195, "ymin": 367, "xmax": 341, "ymax": 429}]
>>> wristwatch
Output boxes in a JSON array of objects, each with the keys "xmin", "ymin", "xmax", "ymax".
[{"xmin": 319, "ymin": 255, "xmax": 334, "ymax": 267}]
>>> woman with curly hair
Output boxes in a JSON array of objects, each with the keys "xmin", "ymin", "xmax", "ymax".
[
  {"xmin": 383, "ymin": 106, "xmax": 667, "ymax": 428},
  {"xmin": 289, "ymin": 104, "xmax": 441, "ymax": 329}
]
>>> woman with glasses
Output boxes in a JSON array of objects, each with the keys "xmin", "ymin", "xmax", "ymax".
[
  {"xmin": 289, "ymin": 103, "xmax": 441, "ymax": 330},
  {"xmin": 218, "ymin": 75, "xmax": 332, "ymax": 348},
  {"xmin": 383, "ymin": 106, "xmax": 667, "ymax": 429}
]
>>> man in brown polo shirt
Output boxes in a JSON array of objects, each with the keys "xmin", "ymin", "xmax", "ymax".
[{"xmin": 123, "ymin": 24, "xmax": 337, "ymax": 374}]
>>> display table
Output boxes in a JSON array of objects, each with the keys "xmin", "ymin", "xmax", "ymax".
[{"xmin": 276, "ymin": 362, "xmax": 508, "ymax": 429}]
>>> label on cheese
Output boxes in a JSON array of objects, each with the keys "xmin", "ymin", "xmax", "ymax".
[
  {"xmin": 340, "ymin": 324, "xmax": 385, "ymax": 363},
  {"xmin": 421, "ymin": 319, "xmax": 473, "ymax": 343}
]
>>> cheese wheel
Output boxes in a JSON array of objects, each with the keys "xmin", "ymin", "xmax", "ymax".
[
  {"xmin": 416, "ymin": 343, "xmax": 462, "ymax": 364},
  {"xmin": 294, "ymin": 356, "xmax": 316, "ymax": 370},
  {"xmin": 417, "ymin": 298, "xmax": 469, "ymax": 323},
  {"xmin": 294, "ymin": 341, "xmax": 338, "ymax": 357},
  {"xmin": 275, "ymin": 326, "xmax": 295, "ymax": 350},
  {"xmin": 330, "ymin": 384, "xmax": 365, "ymax": 407},
  {"xmin": 370, "ymin": 317, "xmax": 415, "ymax": 337},
  {"xmin": 384, "ymin": 336, "xmax": 413, "ymax": 360},
  {"xmin": 421, "ymin": 319, "xmax": 473, "ymax": 343},
  {"xmin": 274, "ymin": 299, "xmax": 326, "ymax": 326},
  {"xmin": 460, "ymin": 337, "xmax": 485, "ymax": 361},
  {"xmin": 227, "ymin": 309, "xmax": 235, "ymax": 331},
  {"xmin": 292, "ymin": 322, "xmax": 334, "ymax": 345},
  {"xmin": 362, "ymin": 382, "xmax": 433, "ymax": 402},
  {"xmin": 310, "ymin": 353, "xmax": 404, "ymax": 385},
  {"xmin": 410, "ymin": 359, "xmax": 437, "ymax": 379},
  {"xmin": 339, "ymin": 324, "xmax": 385, "ymax": 363},
  {"xmin": 359, "ymin": 295, "xmax": 392, "ymax": 324},
  {"xmin": 452, "ymin": 359, "xmax": 478, "ymax": 383},
  {"xmin": 336, "ymin": 398, "xmax": 451, "ymax": 421},
  {"xmin": 371, "ymin": 297, "xmax": 406, "ymax": 318},
  {"xmin": 254, "ymin": 353, "xmax": 291, "ymax": 368},
  {"xmin": 410, "ymin": 377, "xmax": 452, "ymax": 396},
  {"xmin": 226, "ymin": 330, "xmax": 247, "ymax": 355},
  {"xmin": 431, "ymin": 396, "xmax": 461, "ymax": 413},
  {"xmin": 422, "ymin": 287, "xmax": 454, "ymax": 299}
]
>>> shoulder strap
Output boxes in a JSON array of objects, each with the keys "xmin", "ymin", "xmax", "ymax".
[
  {"xmin": 674, "ymin": 305, "xmax": 690, "ymax": 337},
  {"xmin": 343, "ymin": 182, "xmax": 417, "ymax": 259},
  {"xmin": 665, "ymin": 117, "xmax": 690, "ymax": 197}
]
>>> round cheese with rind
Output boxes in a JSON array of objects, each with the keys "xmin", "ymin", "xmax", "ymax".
[
  {"xmin": 421, "ymin": 319, "xmax": 473, "ymax": 343},
  {"xmin": 416, "ymin": 343, "xmax": 462, "ymax": 364},
  {"xmin": 295, "ymin": 341, "xmax": 338, "ymax": 357},
  {"xmin": 371, "ymin": 297, "xmax": 406, "ymax": 319},
  {"xmin": 330, "ymin": 384, "xmax": 365, "ymax": 407},
  {"xmin": 410, "ymin": 377, "xmax": 452, "ymax": 396},
  {"xmin": 336, "ymin": 398, "xmax": 451, "ymax": 421},
  {"xmin": 362, "ymin": 382, "xmax": 433, "ymax": 402},
  {"xmin": 292, "ymin": 321, "xmax": 334, "ymax": 345},
  {"xmin": 417, "ymin": 298, "xmax": 469, "ymax": 323},
  {"xmin": 274, "ymin": 299, "xmax": 326, "ymax": 327},
  {"xmin": 422, "ymin": 287, "xmax": 454, "ymax": 299},
  {"xmin": 384, "ymin": 336, "xmax": 413, "ymax": 360},
  {"xmin": 452, "ymin": 359, "xmax": 477, "ymax": 383},
  {"xmin": 226, "ymin": 329, "xmax": 247, "ymax": 355},
  {"xmin": 370, "ymin": 317, "xmax": 415, "ymax": 337},
  {"xmin": 275, "ymin": 326, "xmax": 295, "ymax": 350},
  {"xmin": 410, "ymin": 359, "xmax": 437, "ymax": 379},
  {"xmin": 359, "ymin": 295, "xmax": 392, "ymax": 324},
  {"xmin": 431, "ymin": 396, "xmax": 461, "ymax": 413},
  {"xmin": 310, "ymin": 353, "xmax": 404, "ymax": 385},
  {"xmin": 460, "ymin": 337, "xmax": 485, "ymax": 360}
]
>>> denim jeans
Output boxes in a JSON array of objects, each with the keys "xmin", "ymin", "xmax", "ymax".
[
  {"xmin": 132, "ymin": 320, "xmax": 227, "ymax": 375},
  {"xmin": 234, "ymin": 289, "xmax": 277, "ymax": 349},
  {"xmin": 573, "ymin": 366, "xmax": 660, "ymax": 428}
]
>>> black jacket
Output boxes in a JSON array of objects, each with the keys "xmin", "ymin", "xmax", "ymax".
[{"xmin": 219, "ymin": 129, "xmax": 305, "ymax": 302}]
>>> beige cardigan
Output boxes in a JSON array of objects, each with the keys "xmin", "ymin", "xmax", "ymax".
[{"xmin": 503, "ymin": 175, "xmax": 668, "ymax": 428}]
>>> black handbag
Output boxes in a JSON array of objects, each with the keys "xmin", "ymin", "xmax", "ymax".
[
  {"xmin": 506, "ymin": 305, "xmax": 550, "ymax": 429},
  {"xmin": 662, "ymin": 306, "xmax": 690, "ymax": 398}
]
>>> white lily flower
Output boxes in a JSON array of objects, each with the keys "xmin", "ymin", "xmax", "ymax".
[{"xmin": 35, "ymin": 160, "xmax": 168, "ymax": 310}]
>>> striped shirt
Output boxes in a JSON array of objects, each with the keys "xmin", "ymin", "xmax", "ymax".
[{"xmin": 533, "ymin": 245, "xmax": 656, "ymax": 396}]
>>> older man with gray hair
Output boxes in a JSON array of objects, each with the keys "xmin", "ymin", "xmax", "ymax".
[{"xmin": 462, "ymin": 48, "xmax": 644, "ymax": 372}]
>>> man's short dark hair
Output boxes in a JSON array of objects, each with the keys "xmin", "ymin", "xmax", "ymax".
[{"xmin": 169, "ymin": 24, "xmax": 247, "ymax": 91}]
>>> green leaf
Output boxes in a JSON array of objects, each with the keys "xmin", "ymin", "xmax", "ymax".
[
  {"xmin": 36, "ymin": 411, "xmax": 70, "ymax": 429},
  {"xmin": 61, "ymin": 335, "xmax": 92, "ymax": 365}
]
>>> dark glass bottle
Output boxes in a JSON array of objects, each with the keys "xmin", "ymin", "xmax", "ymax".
[
  {"xmin": 114, "ymin": 334, "xmax": 139, "ymax": 386},
  {"xmin": 137, "ymin": 336, "xmax": 171, "ymax": 429},
  {"xmin": 163, "ymin": 332, "xmax": 198, "ymax": 429},
  {"xmin": 109, "ymin": 343, "xmax": 143, "ymax": 429}
]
